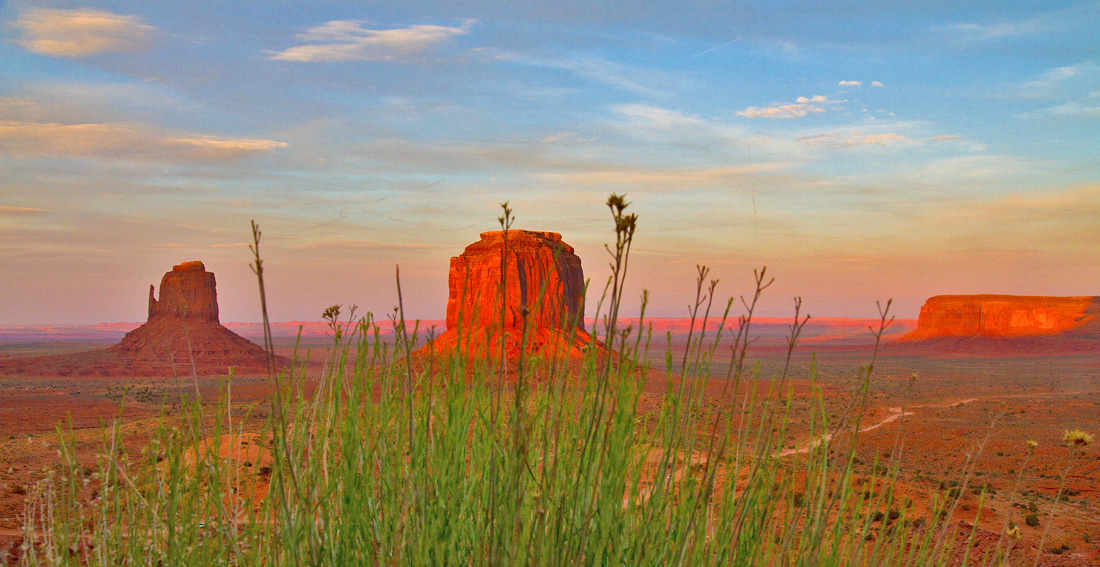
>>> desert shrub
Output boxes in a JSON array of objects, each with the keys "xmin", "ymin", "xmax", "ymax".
[
  {"xmin": 971, "ymin": 482, "xmax": 995, "ymax": 495},
  {"xmin": 1025, "ymin": 513, "xmax": 1041, "ymax": 527}
]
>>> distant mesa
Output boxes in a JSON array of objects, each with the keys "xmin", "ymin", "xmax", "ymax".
[
  {"xmin": 0, "ymin": 261, "xmax": 285, "ymax": 377},
  {"xmin": 422, "ymin": 230, "xmax": 598, "ymax": 362},
  {"xmin": 894, "ymin": 294, "xmax": 1100, "ymax": 356},
  {"xmin": 901, "ymin": 295, "xmax": 1100, "ymax": 340}
]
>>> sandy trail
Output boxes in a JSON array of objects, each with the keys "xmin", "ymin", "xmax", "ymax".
[
  {"xmin": 776, "ymin": 408, "xmax": 915, "ymax": 457},
  {"xmin": 779, "ymin": 389, "xmax": 1096, "ymax": 458},
  {"xmin": 633, "ymin": 386, "xmax": 1100, "ymax": 504}
]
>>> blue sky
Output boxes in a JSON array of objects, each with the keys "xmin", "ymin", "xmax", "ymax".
[{"xmin": 1, "ymin": 1, "xmax": 1098, "ymax": 324}]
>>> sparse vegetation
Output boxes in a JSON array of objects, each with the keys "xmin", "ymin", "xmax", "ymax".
[{"xmin": 11, "ymin": 197, "xmax": 1092, "ymax": 567}]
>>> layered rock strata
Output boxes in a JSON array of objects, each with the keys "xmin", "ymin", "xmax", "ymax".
[
  {"xmin": 424, "ymin": 230, "xmax": 597, "ymax": 362},
  {"xmin": 447, "ymin": 231, "xmax": 585, "ymax": 332},
  {"xmin": 900, "ymin": 295, "xmax": 1100, "ymax": 341},
  {"xmin": 148, "ymin": 260, "xmax": 219, "ymax": 320}
]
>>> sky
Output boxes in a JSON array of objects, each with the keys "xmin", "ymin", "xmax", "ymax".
[{"xmin": 1, "ymin": 1, "xmax": 1098, "ymax": 324}]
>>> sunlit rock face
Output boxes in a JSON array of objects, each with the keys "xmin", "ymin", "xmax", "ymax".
[
  {"xmin": 446, "ymin": 230, "xmax": 585, "ymax": 333},
  {"xmin": 901, "ymin": 295, "xmax": 1100, "ymax": 340},
  {"xmin": 423, "ymin": 230, "xmax": 597, "ymax": 363},
  {"xmin": 147, "ymin": 261, "xmax": 219, "ymax": 321}
]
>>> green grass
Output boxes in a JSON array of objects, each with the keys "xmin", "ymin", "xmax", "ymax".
[{"xmin": 16, "ymin": 196, "xmax": 1023, "ymax": 566}]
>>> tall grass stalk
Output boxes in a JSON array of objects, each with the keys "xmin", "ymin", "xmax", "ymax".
[{"xmin": 18, "ymin": 197, "xmax": 1008, "ymax": 567}]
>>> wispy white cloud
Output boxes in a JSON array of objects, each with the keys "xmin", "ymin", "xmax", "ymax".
[
  {"xmin": 540, "ymin": 131, "xmax": 594, "ymax": 144},
  {"xmin": 541, "ymin": 132, "xmax": 577, "ymax": 143},
  {"xmin": 871, "ymin": 81, "xmax": 884, "ymax": 87},
  {"xmin": 0, "ymin": 121, "xmax": 286, "ymax": 162},
  {"xmin": 1020, "ymin": 64, "xmax": 1085, "ymax": 89},
  {"xmin": 1030, "ymin": 101, "xmax": 1100, "ymax": 119},
  {"xmin": 11, "ymin": 8, "xmax": 154, "ymax": 58},
  {"xmin": 609, "ymin": 103, "xmax": 782, "ymax": 151},
  {"xmin": 538, "ymin": 164, "xmax": 787, "ymax": 189},
  {"xmin": 941, "ymin": 17, "xmax": 1046, "ymax": 42},
  {"xmin": 737, "ymin": 95, "xmax": 843, "ymax": 119},
  {"xmin": 917, "ymin": 155, "xmax": 1036, "ymax": 182},
  {"xmin": 1012, "ymin": 67, "xmax": 1100, "ymax": 118},
  {"xmin": 485, "ymin": 50, "xmax": 676, "ymax": 97},
  {"xmin": 838, "ymin": 80, "xmax": 862, "ymax": 86},
  {"xmin": 798, "ymin": 132, "xmax": 907, "ymax": 147},
  {"xmin": 0, "ymin": 206, "xmax": 47, "ymax": 217},
  {"xmin": 270, "ymin": 19, "xmax": 474, "ymax": 62},
  {"xmin": 613, "ymin": 103, "xmax": 708, "ymax": 128},
  {"xmin": 1001, "ymin": 62, "xmax": 1095, "ymax": 99}
]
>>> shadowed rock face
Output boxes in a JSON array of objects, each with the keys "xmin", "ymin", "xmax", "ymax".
[
  {"xmin": 446, "ymin": 230, "xmax": 585, "ymax": 333},
  {"xmin": 148, "ymin": 261, "xmax": 219, "ymax": 321},
  {"xmin": 109, "ymin": 261, "xmax": 275, "ymax": 372},
  {"xmin": 901, "ymin": 295, "xmax": 1100, "ymax": 340},
  {"xmin": 0, "ymin": 261, "xmax": 285, "ymax": 377}
]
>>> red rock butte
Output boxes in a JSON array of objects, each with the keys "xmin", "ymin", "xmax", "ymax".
[
  {"xmin": 900, "ymin": 295, "xmax": 1100, "ymax": 341},
  {"xmin": 0, "ymin": 261, "xmax": 285, "ymax": 377},
  {"xmin": 148, "ymin": 261, "xmax": 219, "ymax": 321},
  {"xmin": 424, "ymin": 230, "xmax": 597, "ymax": 361}
]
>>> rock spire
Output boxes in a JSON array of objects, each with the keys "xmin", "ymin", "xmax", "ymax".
[{"xmin": 147, "ymin": 261, "xmax": 219, "ymax": 321}]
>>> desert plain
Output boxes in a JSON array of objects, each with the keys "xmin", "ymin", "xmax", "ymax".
[{"xmin": 1, "ymin": 314, "xmax": 1098, "ymax": 565}]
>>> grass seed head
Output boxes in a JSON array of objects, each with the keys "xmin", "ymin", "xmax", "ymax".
[{"xmin": 1062, "ymin": 429, "xmax": 1093, "ymax": 450}]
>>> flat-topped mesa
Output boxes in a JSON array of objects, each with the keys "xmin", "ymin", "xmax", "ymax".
[
  {"xmin": 446, "ymin": 230, "xmax": 585, "ymax": 333},
  {"xmin": 901, "ymin": 295, "xmax": 1100, "ymax": 341},
  {"xmin": 416, "ymin": 229, "xmax": 597, "ymax": 365},
  {"xmin": 148, "ymin": 261, "xmax": 219, "ymax": 322}
]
